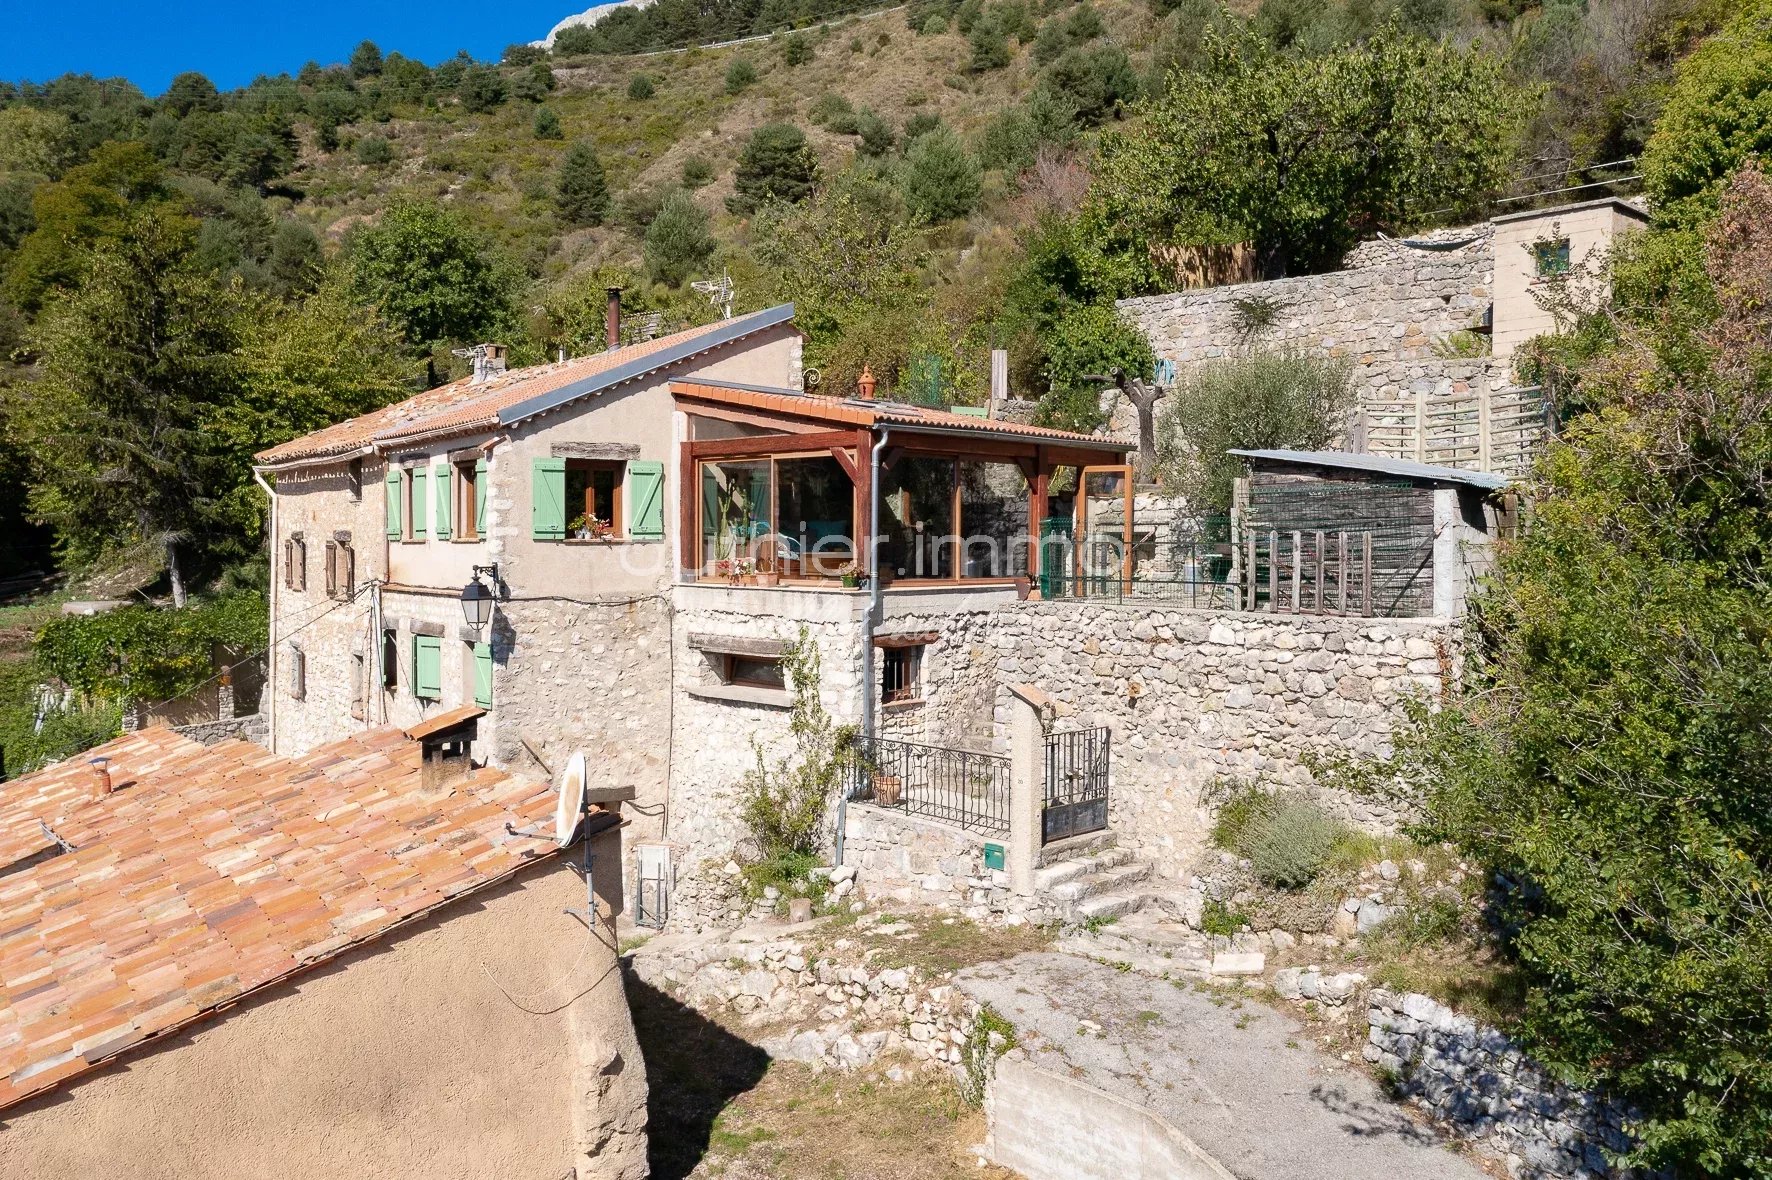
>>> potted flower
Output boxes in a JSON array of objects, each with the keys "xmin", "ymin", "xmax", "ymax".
[
  {"xmin": 715, "ymin": 558, "xmax": 736, "ymax": 583},
  {"xmin": 872, "ymin": 772, "xmax": 903, "ymax": 806},
  {"xmin": 736, "ymin": 557, "xmax": 757, "ymax": 585},
  {"xmin": 755, "ymin": 563, "xmax": 780, "ymax": 587},
  {"xmin": 568, "ymin": 513, "xmax": 594, "ymax": 541},
  {"xmin": 836, "ymin": 562, "xmax": 863, "ymax": 589},
  {"xmin": 589, "ymin": 517, "xmax": 615, "ymax": 541}
]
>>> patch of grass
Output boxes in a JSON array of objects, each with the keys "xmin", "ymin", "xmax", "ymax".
[
  {"xmin": 1200, "ymin": 898, "xmax": 1247, "ymax": 936},
  {"xmin": 1080, "ymin": 913, "xmax": 1118, "ymax": 933},
  {"xmin": 828, "ymin": 912, "xmax": 1054, "ymax": 976},
  {"xmin": 1367, "ymin": 953, "xmax": 1528, "ymax": 1028}
]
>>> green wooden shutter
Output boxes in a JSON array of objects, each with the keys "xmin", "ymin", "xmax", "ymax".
[
  {"xmin": 434, "ymin": 463, "xmax": 452, "ymax": 540},
  {"xmin": 473, "ymin": 641, "xmax": 493, "ymax": 708},
  {"xmin": 410, "ymin": 466, "xmax": 429, "ymax": 539},
  {"xmin": 474, "ymin": 458, "xmax": 489, "ymax": 537},
  {"xmin": 385, "ymin": 469, "xmax": 402, "ymax": 538},
  {"xmin": 532, "ymin": 457, "xmax": 566, "ymax": 540},
  {"xmin": 628, "ymin": 460, "xmax": 665, "ymax": 539},
  {"xmin": 412, "ymin": 635, "xmax": 442, "ymax": 700}
]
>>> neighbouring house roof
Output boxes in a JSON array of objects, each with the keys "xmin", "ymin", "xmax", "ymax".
[
  {"xmin": 0, "ymin": 725, "xmax": 570, "ymax": 1110},
  {"xmin": 1490, "ymin": 196, "xmax": 1650, "ymax": 226},
  {"xmin": 255, "ymin": 305, "xmax": 797, "ymax": 466},
  {"xmin": 1229, "ymin": 448, "xmax": 1511, "ymax": 491},
  {"xmin": 672, "ymin": 380, "xmax": 1135, "ymax": 451}
]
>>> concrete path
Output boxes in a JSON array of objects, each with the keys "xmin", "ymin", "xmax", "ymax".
[{"xmin": 956, "ymin": 952, "xmax": 1489, "ymax": 1180}]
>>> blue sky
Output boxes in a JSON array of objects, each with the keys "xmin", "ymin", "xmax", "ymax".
[{"xmin": 3, "ymin": 1, "xmax": 602, "ymax": 95}]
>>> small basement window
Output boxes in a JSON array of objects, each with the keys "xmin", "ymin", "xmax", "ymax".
[
  {"xmin": 289, "ymin": 644, "xmax": 306, "ymax": 700},
  {"xmin": 723, "ymin": 654, "xmax": 785, "ymax": 690},
  {"xmin": 881, "ymin": 644, "xmax": 924, "ymax": 705}
]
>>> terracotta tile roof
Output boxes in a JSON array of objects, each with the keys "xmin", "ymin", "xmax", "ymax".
[
  {"xmin": 256, "ymin": 305, "xmax": 796, "ymax": 466},
  {"xmin": 671, "ymin": 381, "xmax": 1135, "ymax": 450},
  {"xmin": 0, "ymin": 726, "xmax": 562, "ymax": 1109}
]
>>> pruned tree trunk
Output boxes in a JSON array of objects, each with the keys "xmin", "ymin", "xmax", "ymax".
[
  {"xmin": 1126, "ymin": 379, "xmax": 1165, "ymax": 477},
  {"xmin": 166, "ymin": 539, "xmax": 187, "ymax": 609}
]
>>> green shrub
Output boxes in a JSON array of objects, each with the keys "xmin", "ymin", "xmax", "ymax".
[
  {"xmin": 1241, "ymin": 797, "xmax": 1341, "ymax": 888},
  {"xmin": 456, "ymin": 64, "xmax": 507, "ymax": 112},
  {"xmin": 727, "ymin": 122, "xmax": 818, "ymax": 213},
  {"xmin": 555, "ymin": 140, "xmax": 611, "ymax": 226},
  {"xmin": 725, "ymin": 57, "xmax": 759, "ymax": 94},
  {"xmin": 1154, "ymin": 349, "xmax": 1354, "ymax": 514},
  {"xmin": 532, "ymin": 106, "xmax": 564, "ymax": 140},
  {"xmin": 780, "ymin": 31, "xmax": 814, "ymax": 65},
  {"xmin": 627, "ymin": 73, "xmax": 656, "ymax": 100},
  {"xmin": 1200, "ymin": 898, "xmax": 1248, "ymax": 935},
  {"xmin": 901, "ymin": 124, "xmax": 982, "ymax": 223},
  {"xmin": 643, "ymin": 189, "xmax": 715, "ymax": 285},
  {"xmin": 354, "ymin": 135, "xmax": 393, "ymax": 165},
  {"xmin": 903, "ymin": 111, "xmax": 942, "ymax": 144},
  {"xmin": 680, "ymin": 154, "xmax": 714, "ymax": 188},
  {"xmin": 853, "ymin": 108, "xmax": 895, "ymax": 156},
  {"xmin": 807, "ymin": 92, "xmax": 854, "ymax": 126},
  {"xmin": 737, "ymin": 630, "xmax": 859, "ymax": 859}
]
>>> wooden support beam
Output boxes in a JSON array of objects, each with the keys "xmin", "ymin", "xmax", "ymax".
[
  {"xmin": 853, "ymin": 429, "xmax": 872, "ymax": 576},
  {"xmin": 678, "ymin": 440, "xmax": 696, "ymax": 576},
  {"xmin": 830, "ymin": 446, "xmax": 860, "ymax": 480},
  {"xmin": 1028, "ymin": 450, "xmax": 1049, "ymax": 594},
  {"xmin": 1337, "ymin": 531, "xmax": 1349, "ymax": 615},
  {"xmin": 1314, "ymin": 530, "xmax": 1326, "ymax": 615},
  {"xmin": 1245, "ymin": 532, "xmax": 1257, "ymax": 611},
  {"xmin": 1362, "ymin": 532, "xmax": 1373, "ymax": 616},
  {"xmin": 1290, "ymin": 530, "xmax": 1302, "ymax": 614},
  {"xmin": 1267, "ymin": 530, "xmax": 1278, "ymax": 613},
  {"xmin": 690, "ymin": 429, "xmax": 859, "ymax": 461}
]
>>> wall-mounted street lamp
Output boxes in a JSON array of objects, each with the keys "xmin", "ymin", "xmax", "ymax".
[{"xmin": 460, "ymin": 563, "xmax": 500, "ymax": 633}]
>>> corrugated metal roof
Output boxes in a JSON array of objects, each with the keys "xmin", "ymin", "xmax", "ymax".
[
  {"xmin": 1228, "ymin": 449, "xmax": 1511, "ymax": 491},
  {"xmin": 256, "ymin": 305, "xmax": 796, "ymax": 465}
]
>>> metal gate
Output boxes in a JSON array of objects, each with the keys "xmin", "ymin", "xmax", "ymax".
[{"xmin": 1043, "ymin": 728, "xmax": 1110, "ymax": 843}]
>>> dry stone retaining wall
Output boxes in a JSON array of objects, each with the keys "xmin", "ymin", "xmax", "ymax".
[{"xmin": 1366, "ymin": 989, "xmax": 1640, "ymax": 1180}]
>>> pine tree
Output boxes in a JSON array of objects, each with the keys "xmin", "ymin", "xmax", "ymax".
[
  {"xmin": 901, "ymin": 125, "xmax": 981, "ymax": 223},
  {"xmin": 644, "ymin": 190, "xmax": 715, "ymax": 286},
  {"xmin": 556, "ymin": 140, "xmax": 610, "ymax": 226},
  {"xmin": 533, "ymin": 106, "xmax": 564, "ymax": 140},
  {"xmin": 727, "ymin": 123, "xmax": 819, "ymax": 214}
]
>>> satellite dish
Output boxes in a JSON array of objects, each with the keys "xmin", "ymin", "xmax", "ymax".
[{"xmin": 555, "ymin": 751, "xmax": 587, "ymax": 847}]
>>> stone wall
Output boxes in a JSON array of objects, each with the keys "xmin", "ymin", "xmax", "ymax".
[
  {"xmin": 173, "ymin": 713, "xmax": 269, "ymax": 747},
  {"xmin": 1118, "ymin": 227, "xmax": 1492, "ymax": 391},
  {"xmin": 665, "ymin": 587, "xmax": 866, "ymax": 874},
  {"xmin": 918, "ymin": 602, "xmax": 1457, "ymax": 879},
  {"xmin": 1365, "ymin": 990, "xmax": 1638, "ymax": 1180},
  {"xmin": 843, "ymin": 804, "xmax": 1045, "ymax": 922},
  {"xmin": 491, "ymin": 596, "xmax": 673, "ymax": 845}
]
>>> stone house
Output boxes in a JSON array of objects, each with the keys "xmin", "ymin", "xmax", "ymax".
[
  {"xmin": 252, "ymin": 304, "xmax": 1137, "ymax": 917},
  {"xmin": 0, "ymin": 716, "xmax": 646, "ymax": 1179}
]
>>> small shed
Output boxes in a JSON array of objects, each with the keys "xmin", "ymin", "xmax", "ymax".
[{"xmin": 1228, "ymin": 449, "xmax": 1511, "ymax": 619}]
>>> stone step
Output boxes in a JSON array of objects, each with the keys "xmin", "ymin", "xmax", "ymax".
[
  {"xmin": 1049, "ymin": 860, "xmax": 1152, "ymax": 903},
  {"xmin": 1031, "ymin": 846, "xmax": 1135, "ymax": 892},
  {"xmin": 1073, "ymin": 891, "xmax": 1144, "ymax": 923}
]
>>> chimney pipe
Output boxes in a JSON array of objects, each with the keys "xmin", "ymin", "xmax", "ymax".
[
  {"xmin": 90, "ymin": 756, "xmax": 113, "ymax": 798},
  {"xmin": 856, "ymin": 365, "xmax": 877, "ymax": 400},
  {"xmin": 605, "ymin": 287, "xmax": 623, "ymax": 351}
]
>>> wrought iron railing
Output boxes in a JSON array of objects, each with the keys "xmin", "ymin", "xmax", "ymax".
[{"xmin": 848, "ymin": 735, "xmax": 1010, "ymax": 836}]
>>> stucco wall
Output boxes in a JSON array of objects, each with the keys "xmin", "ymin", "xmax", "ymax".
[
  {"xmin": 1490, "ymin": 201, "xmax": 1648, "ymax": 359},
  {"xmin": 0, "ymin": 839, "xmax": 647, "ymax": 1180}
]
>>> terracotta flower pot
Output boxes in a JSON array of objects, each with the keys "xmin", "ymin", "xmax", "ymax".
[{"xmin": 873, "ymin": 773, "xmax": 903, "ymax": 806}]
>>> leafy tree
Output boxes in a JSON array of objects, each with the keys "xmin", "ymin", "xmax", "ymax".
[
  {"xmin": 509, "ymin": 62, "xmax": 556, "ymax": 102},
  {"xmin": 903, "ymin": 111, "xmax": 942, "ymax": 144},
  {"xmin": 1641, "ymin": 0, "xmax": 1772, "ymax": 227},
  {"xmin": 1087, "ymin": 21, "xmax": 1522, "ymax": 282},
  {"xmin": 755, "ymin": 172, "xmax": 926, "ymax": 392},
  {"xmin": 1154, "ymin": 348, "xmax": 1353, "ymax": 510},
  {"xmin": 502, "ymin": 43, "xmax": 548, "ymax": 66},
  {"xmin": 1375, "ymin": 167, "xmax": 1772, "ymax": 1177},
  {"xmin": 349, "ymin": 40, "xmax": 384, "ymax": 78},
  {"xmin": 728, "ymin": 122, "xmax": 819, "ymax": 213},
  {"xmin": 627, "ymin": 73, "xmax": 656, "ymax": 99},
  {"xmin": 17, "ymin": 209, "xmax": 236, "ymax": 602},
  {"xmin": 0, "ymin": 174, "xmax": 38, "ymax": 256},
  {"xmin": 3, "ymin": 140, "xmax": 169, "ymax": 312},
  {"xmin": 979, "ymin": 107, "xmax": 1037, "ymax": 172},
  {"xmin": 901, "ymin": 124, "xmax": 982, "ymax": 222},
  {"xmin": 556, "ymin": 139, "xmax": 611, "ymax": 226},
  {"xmin": 457, "ymin": 64, "xmax": 507, "ymax": 112},
  {"xmin": 348, "ymin": 200, "xmax": 516, "ymax": 351},
  {"xmin": 643, "ymin": 189, "xmax": 715, "ymax": 285},
  {"xmin": 533, "ymin": 105, "xmax": 564, "ymax": 139},
  {"xmin": 0, "ymin": 106, "xmax": 72, "ymax": 175},
  {"xmin": 726, "ymin": 57, "xmax": 759, "ymax": 94}
]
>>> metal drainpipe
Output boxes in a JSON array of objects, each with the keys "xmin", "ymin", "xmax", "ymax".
[
  {"xmin": 252, "ymin": 467, "xmax": 278, "ymax": 754},
  {"xmin": 837, "ymin": 428, "xmax": 891, "ymax": 868}
]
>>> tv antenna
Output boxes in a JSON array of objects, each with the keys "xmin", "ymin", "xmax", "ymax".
[{"xmin": 691, "ymin": 270, "xmax": 735, "ymax": 320}]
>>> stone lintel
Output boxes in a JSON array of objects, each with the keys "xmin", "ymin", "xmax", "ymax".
[
  {"xmin": 552, "ymin": 441, "xmax": 642, "ymax": 461},
  {"xmin": 688, "ymin": 633, "xmax": 788, "ymax": 658}
]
